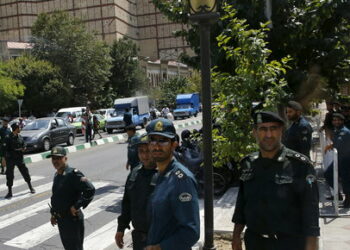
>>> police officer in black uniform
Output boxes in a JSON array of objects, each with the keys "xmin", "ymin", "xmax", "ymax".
[
  {"xmin": 4, "ymin": 123, "xmax": 35, "ymax": 199},
  {"xmin": 123, "ymin": 108, "xmax": 133, "ymax": 127},
  {"xmin": 0, "ymin": 117, "xmax": 11, "ymax": 174},
  {"xmin": 145, "ymin": 118, "xmax": 200, "ymax": 250},
  {"xmin": 232, "ymin": 111, "xmax": 319, "ymax": 250},
  {"xmin": 116, "ymin": 134, "xmax": 158, "ymax": 250},
  {"xmin": 125, "ymin": 125, "xmax": 140, "ymax": 170},
  {"xmin": 48, "ymin": 146, "xmax": 95, "ymax": 250},
  {"xmin": 283, "ymin": 101, "xmax": 313, "ymax": 158}
]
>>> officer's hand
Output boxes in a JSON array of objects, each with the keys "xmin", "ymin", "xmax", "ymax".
[
  {"xmin": 70, "ymin": 206, "xmax": 79, "ymax": 216},
  {"xmin": 50, "ymin": 216, "xmax": 57, "ymax": 226},
  {"xmin": 115, "ymin": 231, "xmax": 124, "ymax": 249},
  {"xmin": 231, "ymin": 236, "xmax": 243, "ymax": 250},
  {"xmin": 145, "ymin": 245, "xmax": 161, "ymax": 250}
]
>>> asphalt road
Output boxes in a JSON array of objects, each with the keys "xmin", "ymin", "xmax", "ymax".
[{"xmin": 0, "ymin": 122, "xmax": 201, "ymax": 250}]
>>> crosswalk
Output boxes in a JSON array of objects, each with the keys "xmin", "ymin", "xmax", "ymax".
[{"xmin": 0, "ymin": 174, "xmax": 127, "ymax": 250}]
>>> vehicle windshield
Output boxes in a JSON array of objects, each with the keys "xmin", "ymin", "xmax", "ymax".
[
  {"xmin": 56, "ymin": 112, "xmax": 69, "ymax": 118},
  {"xmin": 22, "ymin": 120, "xmax": 50, "ymax": 130},
  {"xmin": 111, "ymin": 110, "xmax": 124, "ymax": 117},
  {"xmin": 176, "ymin": 104, "xmax": 191, "ymax": 109}
]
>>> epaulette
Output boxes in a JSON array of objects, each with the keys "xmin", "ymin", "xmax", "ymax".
[
  {"xmin": 285, "ymin": 150, "xmax": 313, "ymax": 166},
  {"xmin": 173, "ymin": 168, "xmax": 187, "ymax": 179},
  {"xmin": 240, "ymin": 152, "xmax": 259, "ymax": 163},
  {"xmin": 129, "ymin": 165, "xmax": 143, "ymax": 182}
]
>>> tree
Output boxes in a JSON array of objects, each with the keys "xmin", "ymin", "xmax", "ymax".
[
  {"xmin": 3, "ymin": 55, "xmax": 70, "ymax": 116},
  {"xmin": 212, "ymin": 5, "xmax": 289, "ymax": 163},
  {"xmin": 152, "ymin": 0, "xmax": 350, "ymax": 96},
  {"xmin": 0, "ymin": 66, "xmax": 25, "ymax": 114},
  {"xmin": 31, "ymin": 11, "xmax": 112, "ymax": 108},
  {"xmin": 108, "ymin": 38, "xmax": 149, "ymax": 99}
]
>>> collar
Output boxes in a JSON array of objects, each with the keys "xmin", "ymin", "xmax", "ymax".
[
  {"xmin": 159, "ymin": 159, "xmax": 175, "ymax": 177},
  {"xmin": 251, "ymin": 146, "xmax": 286, "ymax": 162}
]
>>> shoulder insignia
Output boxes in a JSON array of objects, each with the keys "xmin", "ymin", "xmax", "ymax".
[
  {"xmin": 306, "ymin": 174, "xmax": 316, "ymax": 184},
  {"xmin": 286, "ymin": 151, "xmax": 313, "ymax": 165},
  {"xmin": 179, "ymin": 192, "xmax": 192, "ymax": 202},
  {"xmin": 174, "ymin": 169, "xmax": 185, "ymax": 179},
  {"xmin": 74, "ymin": 169, "xmax": 79, "ymax": 173}
]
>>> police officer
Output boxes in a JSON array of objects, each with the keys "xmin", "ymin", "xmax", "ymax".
[
  {"xmin": 283, "ymin": 101, "xmax": 313, "ymax": 158},
  {"xmin": 0, "ymin": 117, "xmax": 11, "ymax": 174},
  {"xmin": 324, "ymin": 113, "xmax": 350, "ymax": 207},
  {"xmin": 145, "ymin": 118, "xmax": 200, "ymax": 250},
  {"xmin": 4, "ymin": 123, "xmax": 35, "ymax": 199},
  {"xmin": 116, "ymin": 133, "xmax": 158, "ymax": 250},
  {"xmin": 123, "ymin": 108, "xmax": 133, "ymax": 127},
  {"xmin": 232, "ymin": 111, "xmax": 319, "ymax": 250},
  {"xmin": 48, "ymin": 146, "xmax": 95, "ymax": 250},
  {"xmin": 125, "ymin": 125, "xmax": 140, "ymax": 170}
]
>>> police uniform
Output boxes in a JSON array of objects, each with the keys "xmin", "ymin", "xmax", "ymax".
[
  {"xmin": 117, "ymin": 134, "xmax": 158, "ymax": 249},
  {"xmin": 126, "ymin": 126, "xmax": 140, "ymax": 170},
  {"xmin": 0, "ymin": 118, "xmax": 11, "ymax": 174},
  {"xmin": 48, "ymin": 146, "xmax": 95, "ymax": 250},
  {"xmin": 123, "ymin": 111, "xmax": 133, "ymax": 127},
  {"xmin": 232, "ymin": 112, "xmax": 320, "ymax": 250},
  {"xmin": 284, "ymin": 116, "xmax": 313, "ymax": 158},
  {"xmin": 4, "ymin": 124, "xmax": 35, "ymax": 198},
  {"xmin": 324, "ymin": 114, "xmax": 350, "ymax": 207},
  {"xmin": 145, "ymin": 118, "xmax": 200, "ymax": 250}
]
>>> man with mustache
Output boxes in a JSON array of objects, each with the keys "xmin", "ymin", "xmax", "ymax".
[
  {"xmin": 232, "ymin": 111, "xmax": 319, "ymax": 250},
  {"xmin": 145, "ymin": 118, "xmax": 200, "ymax": 250}
]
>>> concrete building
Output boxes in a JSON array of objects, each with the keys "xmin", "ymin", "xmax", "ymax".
[{"xmin": 0, "ymin": 0, "xmax": 192, "ymax": 62}]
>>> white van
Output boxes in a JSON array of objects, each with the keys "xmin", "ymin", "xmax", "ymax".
[{"xmin": 55, "ymin": 107, "xmax": 86, "ymax": 120}]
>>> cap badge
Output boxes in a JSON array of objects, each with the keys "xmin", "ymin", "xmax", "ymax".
[
  {"xmin": 53, "ymin": 148, "xmax": 58, "ymax": 154},
  {"xmin": 155, "ymin": 121, "xmax": 163, "ymax": 132}
]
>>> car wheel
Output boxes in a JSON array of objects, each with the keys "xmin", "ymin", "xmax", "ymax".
[
  {"xmin": 107, "ymin": 128, "xmax": 113, "ymax": 134},
  {"xmin": 43, "ymin": 139, "xmax": 51, "ymax": 151},
  {"xmin": 67, "ymin": 134, "xmax": 74, "ymax": 146}
]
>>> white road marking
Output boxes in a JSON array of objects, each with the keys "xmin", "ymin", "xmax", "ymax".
[{"xmin": 0, "ymin": 176, "xmax": 44, "ymax": 192}]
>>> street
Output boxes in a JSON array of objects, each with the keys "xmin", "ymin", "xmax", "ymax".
[{"xmin": 0, "ymin": 121, "xmax": 201, "ymax": 250}]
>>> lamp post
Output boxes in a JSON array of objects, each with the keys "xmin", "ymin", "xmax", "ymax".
[{"xmin": 187, "ymin": 1, "xmax": 219, "ymax": 249}]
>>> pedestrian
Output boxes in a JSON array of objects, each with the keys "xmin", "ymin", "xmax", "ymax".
[
  {"xmin": 161, "ymin": 107, "xmax": 169, "ymax": 118},
  {"xmin": 92, "ymin": 115, "xmax": 102, "ymax": 140},
  {"xmin": 321, "ymin": 101, "xmax": 334, "ymax": 139},
  {"xmin": 4, "ymin": 123, "xmax": 36, "ymax": 199},
  {"xmin": 0, "ymin": 117, "xmax": 11, "ymax": 175},
  {"xmin": 145, "ymin": 118, "xmax": 200, "ymax": 250},
  {"xmin": 83, "ymin": 107, "xmax": 93, "ymax": 143},
  {"xmin": 231, "ymin": 111, "xmax": 319, "ymax": 250},
  {"xmin": 283, "ymin": 101, "xmax": 313, "ymax": 158},
  {"xmin": 123, "ymin": 108, "xmax": 133, "ymax": 127},
  {"xmin": 48, "ymin": 146, "xmax": 95, "ymax": 250},
  {"xmin": 125, "ymin": 125, "xmax": 140, "ymax": 170},
  {"xmin": 324, "ymin": 113, "xmax": 350, "ymax": 207},
  {"xmin": 116, "ymin": 133, "xmax": 158, "ymax": 250}
]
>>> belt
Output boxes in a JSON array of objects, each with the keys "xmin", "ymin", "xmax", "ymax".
[{"xmin": 260, "ymin": 234, "xmax": 278, "ymax": 239}]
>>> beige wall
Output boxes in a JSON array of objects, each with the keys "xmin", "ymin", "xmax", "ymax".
[{"xmin": 0, "ymin": 0, "xmax": 191, "ymax": 61}]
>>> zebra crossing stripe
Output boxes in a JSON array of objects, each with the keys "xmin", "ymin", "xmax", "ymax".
[
  {"xmin": 0, "ymin": 181, "xmax": 109, "ymax": 230},
  {"xmin": 4, "ymin": 187, "xmax": 124, "ymax": 249},
  {"xmin": 0, "ymin": 176, "xmax": 44, "ymax": 193},
  {"xmin": 84, "ymin": 220, "xmax": 118, "ymax": 250}
]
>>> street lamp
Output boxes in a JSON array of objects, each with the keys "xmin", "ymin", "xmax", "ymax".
[{"xmin": 187, "ymin": 0, "xmax": 219, "ymax": 250}]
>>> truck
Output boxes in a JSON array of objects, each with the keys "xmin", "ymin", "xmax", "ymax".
[
  {"xmin": 105, "ymin": 96, "xmax": 150, "ymax": 133},
  {"xmin": 173, "ymin": 93, "xmax": 200, "ymax": 120}
]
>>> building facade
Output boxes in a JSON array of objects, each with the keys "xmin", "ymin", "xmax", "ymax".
[{"xmin": 0, "ymin": 0, "xmax": 192, "ymax": 61}]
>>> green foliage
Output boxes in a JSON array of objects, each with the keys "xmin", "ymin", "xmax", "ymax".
[
  {"xmin": 0, "ymin": 66, "xmax": 25, "ymax": 113},
  {"xmin": 3, "ymin": 55, "xmax": 70, "ymax": 115},
  {"xmin": 152, "ymin": 0, "xmax": 350, "ymax": 96},
  {"xmin": 108, "ymin": 38, "xmax": 149, "ymax": 99},
  {"xmin": 31, "ymin": 11, "xmax": 112, "ymax": 108},
  {"xmin": 212, "ymin": 5, "xmax": 289, "ymax": 163},
  {"xmin": 154, "ymin": 76, "xmax": 190, "ymax": 109}
]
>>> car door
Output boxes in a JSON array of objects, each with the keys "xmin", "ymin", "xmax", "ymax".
[
  {"xmin": 49, "ymin": 119, "xmax": 60, "ymax": 145},
  {"xmin": 56, "ymin": 118, "xmax": 68, "ymax": 144}
]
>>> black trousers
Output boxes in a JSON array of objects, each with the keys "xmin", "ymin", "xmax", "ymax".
[
  {"xmin": 131, "ymin": 230, "xmax": 147, "ymax": 250},
  {"xmin": 244, "ymin": 229, "xmax": 305, "ymax": 250},
  {"xmin": 57, "ymin": 213, "xmax": 84, "ymax": 250},
  {"xmin": 6, "ymin": 158, "xmax": 31, "ymax": 187},
  {"xmin": 85, "ymin": 125, "xmax": 92, "ymax": 142}
]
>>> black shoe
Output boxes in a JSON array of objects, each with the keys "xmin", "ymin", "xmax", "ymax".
[
  {"xmin": 28, "ymin": 183, "xmax": 36, "ymax": 194},
  {"xmin": 5, "ymin": 191, "xmax": 12, "ymax": 199}
]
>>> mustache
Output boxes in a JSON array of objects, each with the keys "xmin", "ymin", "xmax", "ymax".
[{"xmin": 152, "ymin": 150, "xmax": 164, "ymax": 153}]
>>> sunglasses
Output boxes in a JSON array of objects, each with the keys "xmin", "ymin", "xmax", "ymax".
[{"xmin": 149, "ymin": 138, "xmax": 171, "ymax": 146}]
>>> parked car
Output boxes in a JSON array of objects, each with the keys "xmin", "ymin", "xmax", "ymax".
[
  {"xmin": 96, "ymin": 108, "xmax": 114, "ymax": 120},
  {"xmin": 21, "ymin": 117, "xmax": 76, "ymax": 152},
  {"xmin": 71, "ymin": 117, "xmax": 84, "ymax": 134}
]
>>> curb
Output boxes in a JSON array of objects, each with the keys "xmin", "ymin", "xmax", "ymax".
[{"xmin": 24, "ymin": 119, "xmax": 203, "ymax": 165}]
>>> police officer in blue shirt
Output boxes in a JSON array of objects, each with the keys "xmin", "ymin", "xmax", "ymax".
[
  {"xmin": 324, "ymin": 113, "xmax": 350, "ymax": 207},
  {"xmin": 0, "ymin": 117, "xmax": 11, "ymax": 174},
  {"xmin": 145, "ymin": 118, "xmax": 200, "ymax": 250},
  {"xmin": 125, "ymin": 125, "xmax": 140, "ymax": 170},
  {"xmin": 232, "ymin": 111, "xmax": 319, "ymax": 250},
  {"xmin": 283, "ymin": 101, "xmax": 313, "ymax": 158},
  {"xmin": 116, "ymin": 133, "xmax": 158, "ymax": 250}
]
